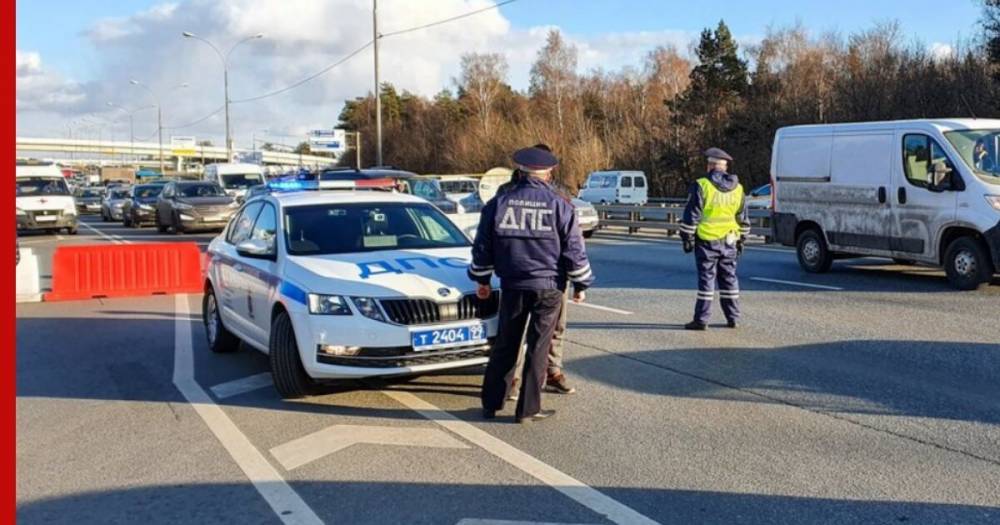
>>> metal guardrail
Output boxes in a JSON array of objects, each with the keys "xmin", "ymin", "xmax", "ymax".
[{"xmin": 593, "ymin": 203, "xmax": 772, "ymax": 239}]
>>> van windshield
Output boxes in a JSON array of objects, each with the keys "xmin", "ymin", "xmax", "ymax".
[
  {"xmin": 588, "ymin": 175, "xmax": 617, "ymax": 188},
  {"xmin": 944, "ymin": 129, "xmax": 1000, "ymax": 184},
  {"xmin": 220, "ymin": 173, "xmax": 264, "ymax": 190},
  {"xmin": 16, "ymin": 177, "xmax": 70, "ymax": 197}
]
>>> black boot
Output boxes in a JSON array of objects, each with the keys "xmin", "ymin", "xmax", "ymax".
[{"xmin": 684, "ymin": 320, "xmax": 707, "ymax": 331}]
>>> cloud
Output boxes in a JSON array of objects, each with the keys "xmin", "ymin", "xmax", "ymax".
[
  {"xmin": 929, "ymin": 42, "xmax": 955, "ymax": 61},
  {"xmin": 16, "ymin": 0, "xmax": 707, "ymax": 144}
]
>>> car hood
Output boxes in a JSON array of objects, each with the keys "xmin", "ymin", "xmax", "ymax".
[
  {"xmin": 571, "ymin": 197, "xmax": 594, "ymax": 209},
  {"xmin": 284, "ymin": 246, "xmax": 486, "ymax": 298},
  {"xmin": 177, "ymin": 196, "xmax": 234, "ymax": 207}
]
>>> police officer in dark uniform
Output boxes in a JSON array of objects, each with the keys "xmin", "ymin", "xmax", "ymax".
[
  {"xmin": 469, "ymin": 146, "xmax": 594, "ymax": 423},
  {"xmin": 679, "ymin": 148, "xmax": 751, "ymax": 330}
]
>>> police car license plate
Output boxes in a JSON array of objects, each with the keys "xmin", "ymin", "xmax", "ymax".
[{"xmin": 411, "ymin": 323, "xmax": 486, "ymax": 351}]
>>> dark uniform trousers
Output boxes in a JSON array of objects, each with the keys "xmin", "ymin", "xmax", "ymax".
[
  {"xmin": 694, "ymin": 239, "xmax": 741, "ymax": 324},
  {"xmin": 482, "ymin": 288, "xmax": 564, "ymax": 417}
]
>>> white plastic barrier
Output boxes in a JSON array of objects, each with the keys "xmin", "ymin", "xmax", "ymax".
[{"xmin": 16, "ymin": 247, "xmax": 42, "ymax": 303}]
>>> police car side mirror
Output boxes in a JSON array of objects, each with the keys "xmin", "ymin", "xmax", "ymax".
[{"xmin": 236, "ymin": 238, "xmax": 276, "ymax": 260}]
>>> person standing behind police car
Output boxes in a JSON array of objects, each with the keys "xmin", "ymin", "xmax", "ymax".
[
  {"xmin": 500, "ymin": 144, "xmax": 577, "ymax": 399},
  {"xmin": 469, "ymin": 146, "xmax": 594, "ymax": 423},
  {"xmin": 679, "ymin": 148, "xmax": 751, "ymax": 330}
]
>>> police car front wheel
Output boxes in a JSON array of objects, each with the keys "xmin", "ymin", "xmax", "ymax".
[
  {"xmin": 269, "ymin": 310, "xmax": 317, "ymax": 399},
  {"xmin": 203, "ymin": 286, "xmax": 239, "ymax": 353}
]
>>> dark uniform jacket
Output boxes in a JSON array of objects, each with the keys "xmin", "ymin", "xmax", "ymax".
[
  {"xmin": 679, "ymin": 169, "xmax": 752, "ymax": 242},
  {"xmin": 468, "ymin": 175, "xmax": 593, "ymax": 291}
]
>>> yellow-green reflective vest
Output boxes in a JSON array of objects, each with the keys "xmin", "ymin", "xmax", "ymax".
[{"xmin": 696, "ymin": 178, "xmax": 744, "ymax": 241}]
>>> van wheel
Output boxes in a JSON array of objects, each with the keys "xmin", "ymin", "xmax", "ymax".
[
  {"xmin": 796, "ymin": 229, "xmax": 833, "ymax": 273},
  {"xmin": 270, "ymin": 311, "xmax": 316, "ymax": 399},
  {"xmin": 944, "ymin": 237, "xmax": 992, "ymax": 291},
  {"xmin": 66, "ymin": 227, "xmax": 78, "ymax": 235},
  {"xmin": 583, "ymin": 230, "xmax": 594, "ymax": 239},
  {"xmin": 203, "ymin": 287, "xmax": 240, "ymax": 353}
]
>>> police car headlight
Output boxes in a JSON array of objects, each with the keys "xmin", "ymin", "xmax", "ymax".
[
  {"xmin": 351, "ymin": 297, "xmax": 386, "ymax": 322},
  {"xmin": 308, "ymin": 294, "xmax": 352, "ymax": 316}
]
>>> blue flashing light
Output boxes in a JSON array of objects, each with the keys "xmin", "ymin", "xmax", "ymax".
[{"xmin": 267, "ymin": 180, "xmax": 319, "ymax": 192}]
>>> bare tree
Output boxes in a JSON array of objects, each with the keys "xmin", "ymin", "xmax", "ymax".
[
  {"xmin": 530, "ymin": 30, "xmax": 578, "ymax": 136},
  {"xmin": 457, "ymin": 53, "xmax": 509, "ymax": 136}
]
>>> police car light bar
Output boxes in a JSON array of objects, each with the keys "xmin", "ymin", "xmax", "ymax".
[{"xmin": 267, "ymin": 177, "xmax": 396, "ymax": 193}]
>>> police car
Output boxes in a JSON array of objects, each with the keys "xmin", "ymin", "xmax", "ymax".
[{"xmin": 203, "ymin": 180, "xmax": 499, "ymax": 398}]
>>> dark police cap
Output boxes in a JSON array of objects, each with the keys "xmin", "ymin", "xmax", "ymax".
[
  {"xmin": 512, "ymin": 146, "xmax": 559, "ymax": 170},
  {"xmin": 703, "ymin": 147, "xmax": 733, "ymax": 162}
]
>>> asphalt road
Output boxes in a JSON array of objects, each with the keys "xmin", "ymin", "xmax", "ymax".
[{"xmin": 16, "ymin": 216, "xmax": 1000, "ymax": 524}]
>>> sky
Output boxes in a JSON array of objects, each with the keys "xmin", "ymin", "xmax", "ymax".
[{"xmin": 16, "ymin": 0, "xmax": 987, "ymax": 148}]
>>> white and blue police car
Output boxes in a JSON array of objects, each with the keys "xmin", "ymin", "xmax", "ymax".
[{"xmin": 203, "ymin": 181, "xmax": 499, "ymax": 398}]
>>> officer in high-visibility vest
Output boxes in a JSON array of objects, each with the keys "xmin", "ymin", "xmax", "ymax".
[{"xmin": 679, "ymin": 147, "xmax": 751, "ymax": 330}]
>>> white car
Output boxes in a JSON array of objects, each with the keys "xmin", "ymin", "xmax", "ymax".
[{"xmin": 204, "ymin": 186, "xmax": 499, "ymax": 398}]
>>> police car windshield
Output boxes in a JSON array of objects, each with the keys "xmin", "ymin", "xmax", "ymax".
[{"xmin": 284, "ymin": 202, "xmax": 470, "ymax": 255}]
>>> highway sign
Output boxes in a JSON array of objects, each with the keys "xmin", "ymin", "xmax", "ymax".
[
  {"xmin": 308, "ymin": 129, "xmax": 346, "ymax": 154},
  {"xmin": 170, "ymin": 136, "xmax": 196, "ymax": 156}
]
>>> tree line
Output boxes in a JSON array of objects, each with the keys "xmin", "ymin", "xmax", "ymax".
[{"xmin": 338, "ymin": 4, "xmax": 1000, "ymax": 196}]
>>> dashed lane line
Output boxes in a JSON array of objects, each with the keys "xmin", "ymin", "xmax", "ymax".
[
  {"xmin": 382, "ymin": 390, "xmax": 660, "ymax": 525},
  {"xmin": 749, "ymin": 276, "xmax": 844, "ymax": 291},
  {"xmin": 570, "ymin": 302, "xmax": 633, "ymax": 316},
  {"xmin": 173, "ymin": 295, "xmax": 323, "ymax": 525}
]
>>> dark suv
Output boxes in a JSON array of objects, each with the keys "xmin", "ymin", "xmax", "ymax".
[
  {"xmin": 122, "ymin": 183, "xmax": 166, "ymax": 227},
  {"xmin": 155, "ymin": 181, "xmax": 238, "ymax": 234}
]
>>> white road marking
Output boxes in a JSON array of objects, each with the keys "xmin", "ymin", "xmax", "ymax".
[
  {"xmin": 457, "ymin": 520, "xmax": 598, "ymax": 525},
  {"xmin": 270, "ymin": 424, "xmax": 469, "ymax": 471},
  {"xmin": 383, "ymin": 390, "xmax": 660, "ymax": 525},
  {"xmin": 210, "ymin": 372, "xmax": 274, "ymax": 399},
  {"xmin": 173, "ymin": 295, "xmax": 322, "ymax": 525},
  {"xmin": 750, "ymin": 277, "xmax": 844, "ymax": 291},
  {"xmin": 570, "ymin": 302, "xmax": 633, "ymax": 316},
  {"xmin": 80, "ymin": 221, "xmax": 127, "ymax": 245}
]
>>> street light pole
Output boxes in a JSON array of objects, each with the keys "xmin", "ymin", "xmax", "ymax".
[
  {"xmin": 182, "ymin": 31, "xmax": 264, "ymax": 163},
  {"xmin": 107, "ymin": 102, "xmax": 153, "ymax": 166},
  {"xmin": 129, "ymin": 80, "xmax": 187, "ymax": 174},
  {"xmin": 373, "ymin": 0, "xmax": 382, "ymax": 167}
]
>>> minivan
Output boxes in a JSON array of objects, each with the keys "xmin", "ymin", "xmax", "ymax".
[
  {"xmin": 203, "ymin": 163, "xmax": 266, "ymax": 201},
  {"xmin": 16, "ymin": 160, "xmax": 78, "ymax": 235},
  {"xmin": 771, "ymin": 119, "xmax": 1000, "ymax": 290},
  {"xmin": 578, "ymin": 170, "xmax": 648, "ymax": 205}
]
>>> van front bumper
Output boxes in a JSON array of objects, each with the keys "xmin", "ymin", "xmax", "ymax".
[{"xmin": 17, "ymin": 213, "xmax": 78, "ymax": 231}]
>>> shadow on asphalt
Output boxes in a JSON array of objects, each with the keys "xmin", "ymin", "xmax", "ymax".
[
  {"xmin": 16, "ymin": 481, "xmax": 1000, "ymax": 525},
  {"xmin": 567, "ymin": 339, "xmax": 1000, "ymax": 426}
]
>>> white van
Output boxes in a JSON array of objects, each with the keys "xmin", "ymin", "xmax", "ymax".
[
  {"xmin": 16, "ymin": 160, "xmax": 78, "ymax": 235},
  {"xmin": 771, "ymin": 119, "xmax": 1000, "ymax": 290},
  {"xmin": 578, "ymin": 170, "xmax": 648, "ymax": 205},
  {"xmin": 203, "ymin": 163, "xmax": 265, "ymax": 200}
]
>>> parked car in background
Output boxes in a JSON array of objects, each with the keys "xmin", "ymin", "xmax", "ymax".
[
  {"xmin": 439, "ymin": 177, "xmax": 479, "ymax": 205},
  {"xmin": 578, "ymin": 170, "xmax": 648, "ymax": 205},
  {"xmin": 409, "ymin": 178, "xmax": 459, "ymax": 214},
  {"xmin": 203, "ymin": 163, "xmax": 266, "ymax": 201},
  {"xmin": 16, "ymin": 160, "xmax": 78, "ymax": 235},
  {"xmin": 122, "ymin": 183, "xmax": 166, "ymax": 227},
  {"xmin": 747, "ymin": 183, "xmax": 773, "ymax": 210},
  {"xmin": 101, "ymin": 187, "xmax": 132, "ymax": 222},
  {"xmin": 155, "ymin": 181, "xmax": 238, "ymax": 234},
  {"xmin": 573, "ymin": 198, "xmax": 600, "ymax": 238},
  {"xmin": 74, "ymin": 187, "xmax": 105, "ymax": 214}
]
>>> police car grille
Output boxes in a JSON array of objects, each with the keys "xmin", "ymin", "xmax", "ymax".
[{"xmin": 380, "ymin": 292, "xmax": 499, "ymax": 326}]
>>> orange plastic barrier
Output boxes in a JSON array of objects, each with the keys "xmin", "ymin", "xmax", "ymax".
[{"xmin": 45, "ymin": 243, "xmax": 204, "ymax": 301}]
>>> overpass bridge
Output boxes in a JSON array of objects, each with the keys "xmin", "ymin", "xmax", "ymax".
[{"xmin": 16, "ymin": 137, "xmax": 339, "ymax": 168}]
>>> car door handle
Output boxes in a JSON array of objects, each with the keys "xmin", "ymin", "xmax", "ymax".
[
  {"xmin": 233, "ymin": 263, "xmax": 244, "ymax": 273},
  {"xmin": 898, "ymin": 187, "xmax": 907, "ymax": 205},
  {"xmin": 878, "ymin": 187, "xmax": 887, "ymax": 204}
]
